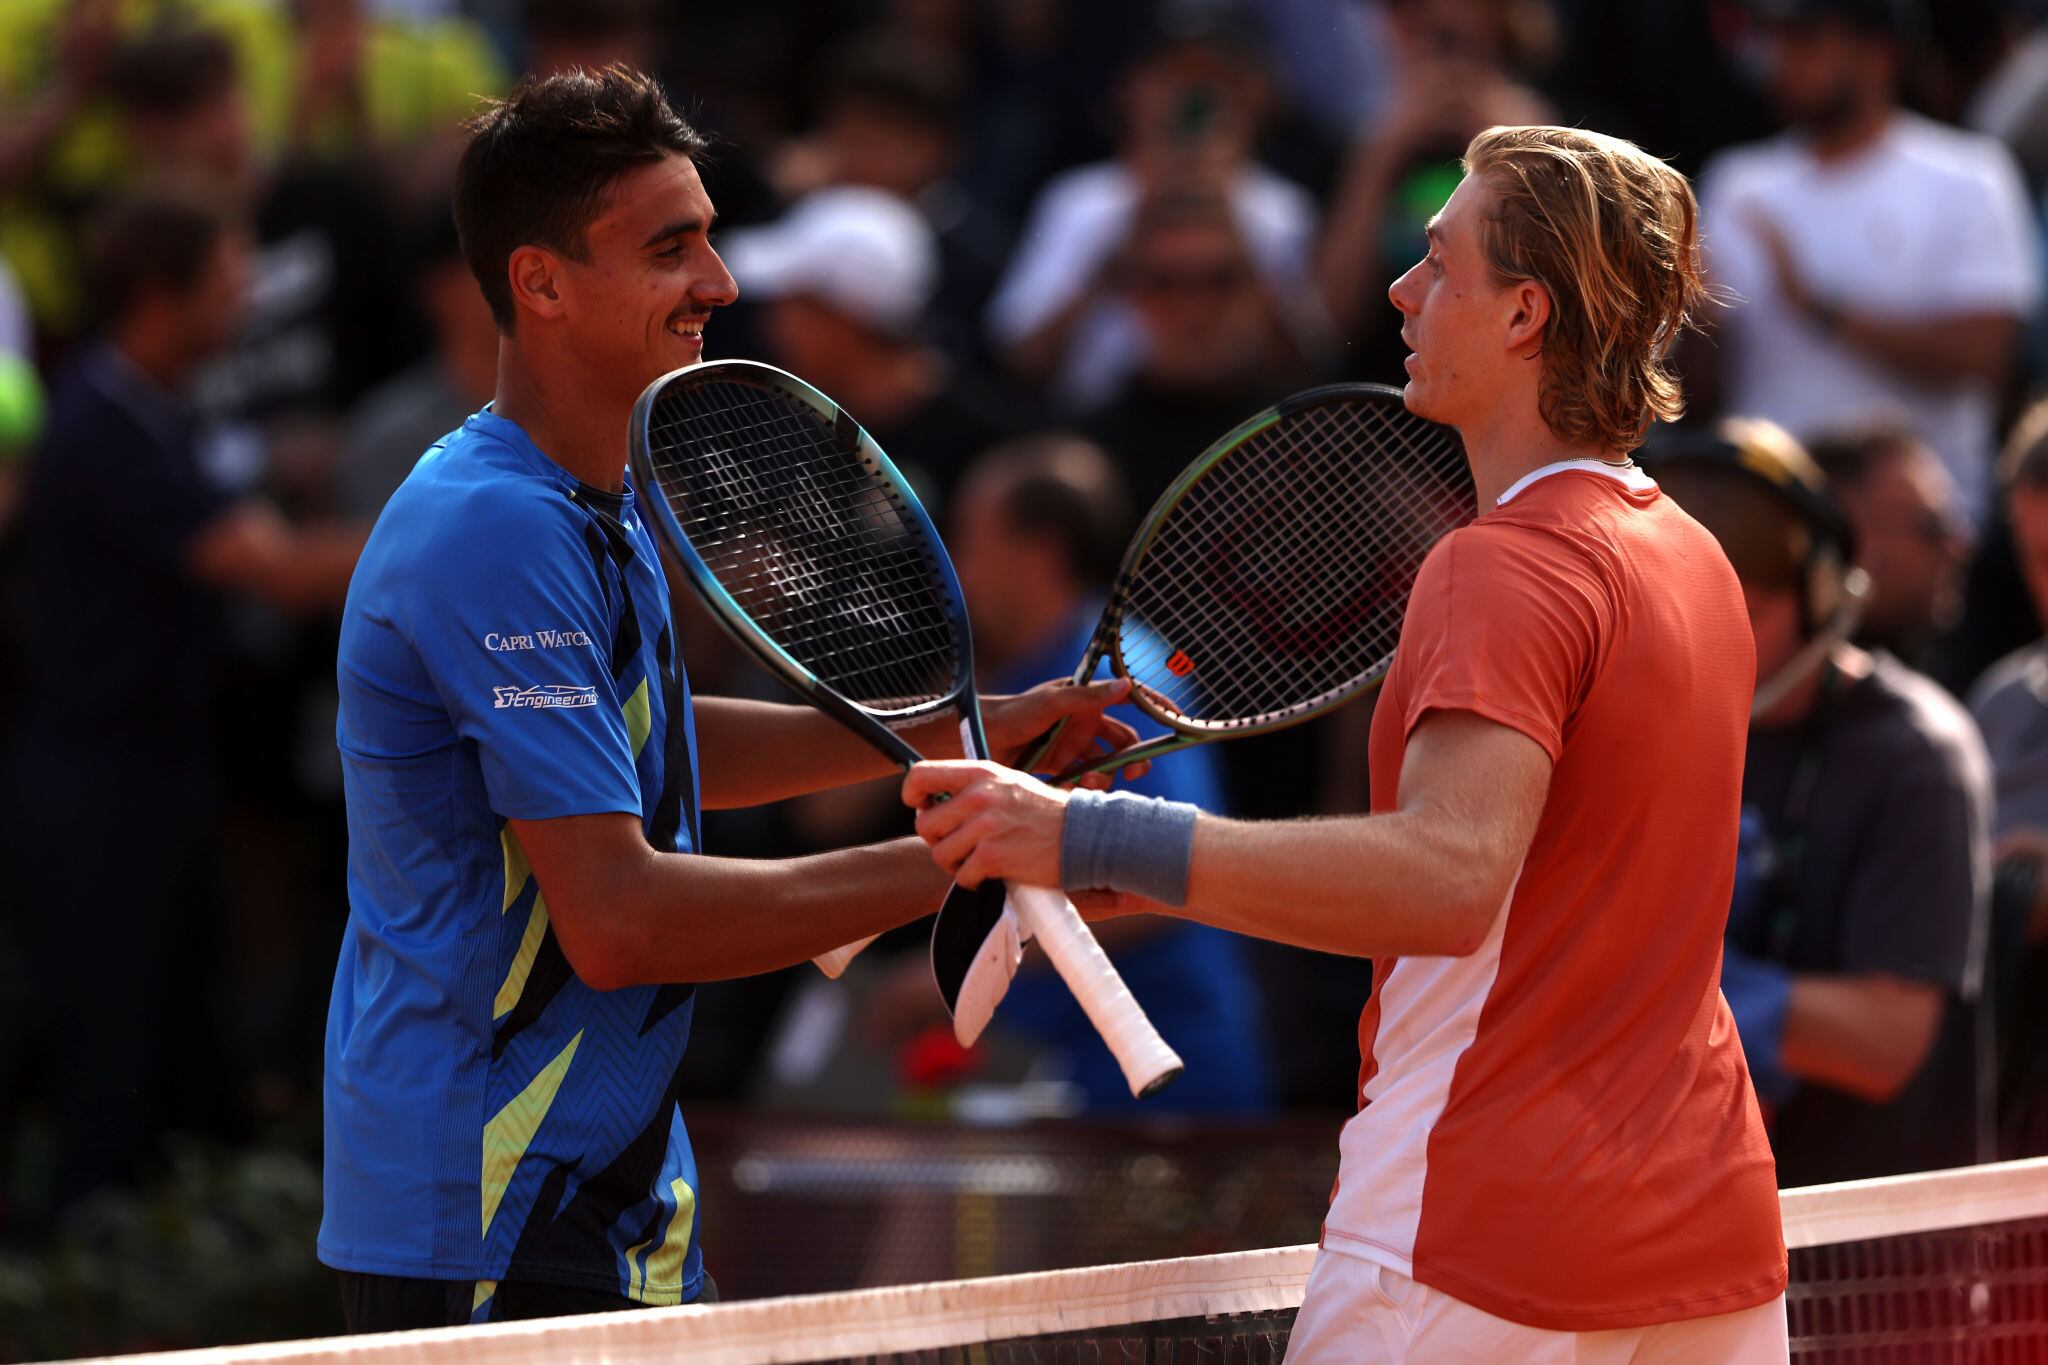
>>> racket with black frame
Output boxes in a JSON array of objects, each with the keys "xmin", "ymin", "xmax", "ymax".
[
  {"xmin": 814, "ymin": 382, "xmax": 1471, "ymax": 973},
  {"xmin": 628, "ymin": 358, "xmax": 1182, "ymax": 1098},
  {"xmin": 1026, "ymin": 382, "xmax": 1471, "ymax": 780}
]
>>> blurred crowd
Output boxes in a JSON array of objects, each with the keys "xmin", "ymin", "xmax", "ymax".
[{"xmin": 4, "ymin": 0, "xmax": 2048, "ymax": 1256}]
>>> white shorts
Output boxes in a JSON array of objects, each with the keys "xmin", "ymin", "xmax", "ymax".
[{"xmin": 1284, "ymin": 1248, "xmax": 1789, "ymax": 1364}]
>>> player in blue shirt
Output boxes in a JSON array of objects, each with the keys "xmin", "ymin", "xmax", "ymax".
[{"xmin": 324, "ymin": 68, "xmax": 1137, "ymax": 1331}]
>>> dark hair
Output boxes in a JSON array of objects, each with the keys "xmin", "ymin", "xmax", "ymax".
[
  {"xmin": 107, "ymin": 24, "xmax": 239, "ymax": 118},
  {"xmin": 86, "ymin": 191, "xmax": 233, "ymax": 325},
  {"xmin": 969, "ymin": 434, "xmax": 1130, "ymax": 585},
  {"xmin": 453, "ymin": 65, "xmax": 707, "ymax": 330},
  {"xmin": 1806, "ymin": 421, "xmax": 1925, "ymax": 492}
]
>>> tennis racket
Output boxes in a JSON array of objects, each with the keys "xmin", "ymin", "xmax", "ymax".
[
  {"xmin": 627, "ymin": 359, "xmax": 1182, "ymax": 1098},
  {"xmin": 820, "ymin": 383, "xmax": 1469, "ymax": 975},
  {"xmin": 1024, "ymin": 382, "xmax": 1471, "ymax": 780}
]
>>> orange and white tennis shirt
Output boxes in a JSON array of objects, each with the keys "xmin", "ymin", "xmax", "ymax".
[{"xmin": 1325, "ymin": 460, "xmax": 1788, "ymax": 1331}]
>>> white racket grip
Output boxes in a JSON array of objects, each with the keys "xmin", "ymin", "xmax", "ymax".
[
  {"xmin": 947, "ymin": 901, "xmax": 1027, "ymax": 1047},
  {"xmin": 812, "ymin": 935, "xmax": 879, "ymax": 978},
  {"xmin": 1004, "ymin": 884, "xmax": 1183, "ymax": 1098}
]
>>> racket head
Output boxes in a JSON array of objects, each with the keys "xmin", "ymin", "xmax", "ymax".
[
  {"xmin": 1100, "ymin": 382, "xmax": 1471, "ymax": 740},
  {"xmin": 632, "ymin": 361, "xmax": 1011, "ymax": 1005},
  {"xmin": 629, "ymin": 359, "xmax": 976, "ymax": 738}
]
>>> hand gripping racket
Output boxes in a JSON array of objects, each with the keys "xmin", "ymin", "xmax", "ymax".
[
  {"xmin": 628, "ymin": 359, "xmax": 1181, "ymax": 1097},
  {"xmin": 819, "ymin": 383, "xmax": 1471, "ymax": 975}
]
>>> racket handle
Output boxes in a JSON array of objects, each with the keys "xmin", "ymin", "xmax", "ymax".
[
  {"xmin": 813, "ymin": 935, "xmax": 879, "ymax": 978},
  {"xmin": 1004, "ymin": 883, "xmax": 1183, "ymax": 1098}
]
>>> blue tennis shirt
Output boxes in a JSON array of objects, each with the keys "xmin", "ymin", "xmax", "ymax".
[{"xmin": 322, "ymin": 409, "xmax": 706, "ymax": 1315}]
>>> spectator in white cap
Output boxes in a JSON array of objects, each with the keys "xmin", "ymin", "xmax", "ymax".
[{"xmin": 723, "ymin": 186, "xmax": 1019, "ymax": 502}]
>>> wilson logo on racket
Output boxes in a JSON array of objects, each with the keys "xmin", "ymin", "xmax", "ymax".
[{"xmin": 1165, "ymin": 650, "xmax": 1196, "ymax": 677}]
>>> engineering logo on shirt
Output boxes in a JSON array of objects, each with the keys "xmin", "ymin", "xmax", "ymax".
[{"xmin": 493, "ymin": 684, "xmax": 600, "ymax": 710}]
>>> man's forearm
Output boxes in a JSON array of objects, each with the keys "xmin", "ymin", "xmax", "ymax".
[
  {"xmin": 1823, "ymin": 309, "xmax": 2016, "ymax": 387},
  {"xmin": 695, "ymin": 699, "xmax": 978, "ymax": 809},
  {"xmin": 1780, "ymin": 972, "xmax": 1943, "ymax": 1104},
  {"xmin": 567, "ymin": 835, "xmax": 949, "ymax": 987},
  {"xmin": 1165, "ymin": 811, "xmax": 1509, "ymax": 960}
]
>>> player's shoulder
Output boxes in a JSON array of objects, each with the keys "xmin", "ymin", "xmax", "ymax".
[
  {"xmin": 363, "ymin": 413, "xmax": 599, "ymax": 600},
  {"xmin": 388, "ymin": 416, "xmax": 584, "ymax": 541},
  {"xmin": 1433, "ymin": 471, "xmax": 1705, "ymax": 607},
  {"xmin": 1417, "ymin": 511, "xmax": 1599, "ymax": 597}
]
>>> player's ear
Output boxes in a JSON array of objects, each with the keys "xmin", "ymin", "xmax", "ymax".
[
  {"xmin": 1504, "ymin": 278, "xmax": 1551, "ymax": 361},
  {"xmin": 507, "ymin": 244, "xmax": 569, "ymax": 324}
]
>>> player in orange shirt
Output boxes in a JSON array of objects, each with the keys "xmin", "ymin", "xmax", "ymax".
[{"xmin": 904, "ymin": 125, "xmax": 1790, "ymax": 1361}]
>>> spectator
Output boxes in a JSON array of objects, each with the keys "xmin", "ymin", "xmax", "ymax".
[
  {"xmin": 721, "ymin": 186, "xmax": 1019, "ymax": 502},
  {"xmin": 1967, "ymin": 398, "xmax": 2048, "ymax": 1153},
  {"xmin": 1975, "ymin": 401, "xmax": 2048, "ymax": 846},
  {"xmin": 1316, "ymin": 0, "xmax": 1554, "ymax": 369},
  {"xmin": 107, "ymin": 23, "xmax": 255, "ymax": 201},
  {"xmin": 1082, "ymin": 187, "xmax": 1309, "ymax": 506},
  {"xmin": 0, "ymin": 1, "xmax": 500, "ymax": 345},
  {"xmin": 284, "ymin": 0, "xmax": 506, "ymax": 178},
  {"xmin": 984, "ymin": 24, "xmax": 1322, "ymax": 409},
  {"xmin": 1695, "ymin": 0, "xmax": 2040, "ymax": 526},
  {"xmin": 0, "ymin": 191, "xmax": 364, "ymax": 1219},
  {"xmin": 770, "ymin": 35, "xmax": 1011, "ymax": 366},
  {"xmin": 0, "ymin": 0, "xmax": 121, "ymax": 341},
  {"xmin": 872, "ymin": 433, "xmax": 1273, "ymax": 1116},
  {"xmin": 337, "ymin": 211, "xmax": 497, "ymax": 518},
  {"xmin": 104, "ymin": 24, "xmax": 414, "ymax": 431},
  {"xmin": 1652, "ymin": 419, "xmax": 1993, "ymax": 1185},
  {"xmin": 1809, "ymin": 422, "xmax": 1972, "ymax": 668}
]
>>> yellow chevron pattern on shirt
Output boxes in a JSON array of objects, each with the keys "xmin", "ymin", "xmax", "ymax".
[
  {"xmin": 493, "ymin": 894, "xmax": 550, "ymax": 1021},
  {"xmin": 480, "ymin": 1030, "xmax": 581, "ymax": 1238},
  {"xmin": 472, "ymin": 1280, "xmax": 497, "ymax": 1314},
  {"xmin": 624, "ymin": 1175, "xmax": 697, "ymax": 1305},
  {"xmin": 623, "ymin": 677, "xmax": 652, "ymax": 758},
  {"xmin": 501, "ymin": 826, "xmax": 532, "ymax": 914}
]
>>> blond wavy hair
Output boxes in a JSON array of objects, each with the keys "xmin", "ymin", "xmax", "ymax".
[{"xmin": 1462, "ymin": 126, "xmax": 1707, "ymax": 454}]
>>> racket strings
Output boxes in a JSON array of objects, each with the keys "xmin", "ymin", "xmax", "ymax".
[
  {"xmin": 1117, "ymin": 399, "xmax": 1471, "ymax": 729},
  {"xmin": 643, "ymin": 380, "xmax": 961, "ymax": 713},
  {"xmin": 1131, "ymin": 407, "xmax": 1459, "ymax": 712}
]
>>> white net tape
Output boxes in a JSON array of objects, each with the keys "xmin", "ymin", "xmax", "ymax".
[{"xmin": 56, "ymin": 1157, "xmax": 2048, "ymax": 1365}]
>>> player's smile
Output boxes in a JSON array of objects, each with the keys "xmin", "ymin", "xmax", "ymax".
[{"xmin": 667, "ymin": 307, "xmax": 709, "ymax": 357}]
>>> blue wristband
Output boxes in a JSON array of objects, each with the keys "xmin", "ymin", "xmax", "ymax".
[
  {"xmin": 1720, "ymin": 945, "xmax": 1799, "ymax": 1108},
  {"xmin": 1060, "ymin": 789, "xmax": 1200, "ymax": 907}
]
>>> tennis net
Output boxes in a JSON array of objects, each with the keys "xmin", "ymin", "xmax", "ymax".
[{"xmin": 68, "ymin": 1156, "xmax": 2048, "ymax": 1364}]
